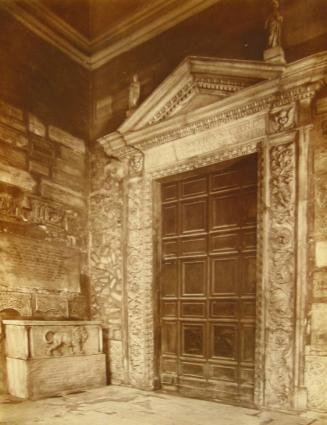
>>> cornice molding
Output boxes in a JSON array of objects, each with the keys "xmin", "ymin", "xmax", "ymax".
[{"xmin": 0, "ymin": 0, "xmax": 221, "ymax": 69}]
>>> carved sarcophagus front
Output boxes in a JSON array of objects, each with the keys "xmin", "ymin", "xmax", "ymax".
[{"xmin": 3, "ymin": 320, "xmax": 106, "ymax": 399}]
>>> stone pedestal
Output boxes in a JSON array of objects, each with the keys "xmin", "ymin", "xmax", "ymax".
[
  {"xmin": 3, "ymin": 320, "xmax": 106, "ymax": 399},
  {"xmin": 263, "ymin": 46, "xmax": 286, "ymax": 64}
]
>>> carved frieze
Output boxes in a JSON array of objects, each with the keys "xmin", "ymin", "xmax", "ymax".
[
  {"xmin": 0, "ymin": 191, "xmax": 86, "ymax": 249},
  {"xmin": 135, "ymin": 84, "xmax": 317, "ymax": 151},
  {"xmin": 265, "ymin": 141, "xmax": 296, "ymax": 408},
  {"xmin": 148, "ymin": 80, "xmax": 195, "ymax": 125},
  {"xmin": 44, "ymin": 326, "xmax": 88, "ymax": 356},
  {"xmin": 0, "ymin": 291, "xmax": 32, "ymax": 316}
]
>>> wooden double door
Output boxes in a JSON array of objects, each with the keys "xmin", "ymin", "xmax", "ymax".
[{"xmin": 158, "ymin": 154, "xmax": 257, "ymax": 406}]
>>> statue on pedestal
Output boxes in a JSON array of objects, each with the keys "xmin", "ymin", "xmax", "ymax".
[
  {"xmin": 128, "ymin": 74, "xmax": 141, "ymax": 111},
  {"xmin": 265, "ymin": 0, "xmax": 283, "ymax": 48},
  {"xmin": 263, "ymin": 0, "xmax": 286, "ymax": 64}
]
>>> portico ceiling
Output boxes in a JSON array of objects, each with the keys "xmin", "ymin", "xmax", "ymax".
[{"xmin": 0, "ymin": 0, "xmax": 222, "ymax": 69}]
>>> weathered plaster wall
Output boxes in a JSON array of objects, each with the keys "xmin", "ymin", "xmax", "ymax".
[
  {"xmin": 0, "ymin": 98, "xmax": 89, "ymax": 393},
  {"xmin": 305, "ymin": 94, "xmax": 327, "ymax": 412}
]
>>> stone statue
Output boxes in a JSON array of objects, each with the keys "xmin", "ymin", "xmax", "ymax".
[
  {"xmin": 128, "ymin": 73, "xmax": 141, "ymax": 110},
  {"xmin": 265, "ymin": 0, "xmax": 283, "ymax": 48}
]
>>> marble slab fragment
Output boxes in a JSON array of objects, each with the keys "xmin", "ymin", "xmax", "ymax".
[
  {"xmin": 311, "ymin": 303, "xmax": 327, "ymax": 352},
  {"xmin": 49, "ymin": 126, "xmax": 85, "ymax": 154},
  {"xmin": 29, "ymin": 160, "xmax": 50, "ymax": 176},
  {"xmin": 0, "ymin": 142, "xmax": 27, "ymax": 169},
  {"xmin": 60, "ymin": 146, "xmax": 85, "ymax": 170},
  {"xmin": 0, "ymin": 123, "xmax": 28, "ymax": 148},
  {"xmin": 313, "ymin": 271, "xmax": 327, "ymax": 298},
  {"xmin": 69, "ymin": 295, "xmax": 88, "ymax": 319},
  {"xmin": 0, "ymin": 163, "xmax": 35, "ymax": 191},
  {"xmin": 6, "ymin": 354, "xmax": 106, "ymax": 399},
  {"xmin": 28, "ymin": 114, "xmax": 46, "ymax": 137},
  {"xmin": 0, "ymin": 233, "xmax": 80, "ymax": 292},
  {"xmin": 315, "ymin": 241, "xmax": 327, "ymax": 268},
  {"xmin": 35, "ymin": 294, "xmax": 69, "ymax": 318},
  {"xmin": 41, "ymin": 180, "xmax": 85, "ymax": 209},
  {"xmin": 0, "ymin": 100, "xmax": 24, "ymax": 121}
]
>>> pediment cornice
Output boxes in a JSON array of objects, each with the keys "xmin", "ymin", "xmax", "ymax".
[{"xmin": 98, "ymin": 52, "xmax": 327, "ymax": 156}]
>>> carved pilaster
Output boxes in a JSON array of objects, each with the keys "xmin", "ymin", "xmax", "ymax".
[
  {"xmin": 88, "ymin": 144, "xmax": 125, "ymax": 383},
  {"xmin": 125, "ymin": 175, "xmax": 154, "ymax": 388},
  {"xmin": 265, "ymin": 140, "xmax": 296, "ymax": 408}
]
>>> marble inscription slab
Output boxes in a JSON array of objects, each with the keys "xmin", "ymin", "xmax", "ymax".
[
  {"xmin": 145, "ymin": 115, "xmax": 265, "ymax": 171},
  {"xmin": 0, "ymin": 233, "xmax": 80, "ymax": 291}
]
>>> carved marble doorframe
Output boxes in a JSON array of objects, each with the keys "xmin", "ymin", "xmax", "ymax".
[{"xmin": 95, "ymin": 52, "xmax": 327, "ymax": 411}]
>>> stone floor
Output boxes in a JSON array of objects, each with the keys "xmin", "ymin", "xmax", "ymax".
[{"xmin": 0, "ymin": 386, "xmax": 326, "ymax": 425}]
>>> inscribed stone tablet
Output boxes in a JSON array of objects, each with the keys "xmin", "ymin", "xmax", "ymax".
[{"xmin": 0, "ymin": 233, "xmax": 80, "ymax": 291}]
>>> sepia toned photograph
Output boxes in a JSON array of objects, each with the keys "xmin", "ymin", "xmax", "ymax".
[{"xmin": 0, "ymin": 0, "xmax": 326, "ymax": 424}]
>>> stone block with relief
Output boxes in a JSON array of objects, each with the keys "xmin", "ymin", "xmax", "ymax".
[{"xmin": 3, "ymin": 320, "xmax": 106, "ymax": 399}]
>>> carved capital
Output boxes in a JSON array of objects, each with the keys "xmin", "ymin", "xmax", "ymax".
[{"xmin": 268, "ymin": 104, "xmax": 296, "ymax": 134}]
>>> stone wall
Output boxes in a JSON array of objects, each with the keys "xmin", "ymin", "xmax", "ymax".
[
  {"xmin": 305, "ymin": 95, "xmax": 327, "ymax": 412},
  {"xmin": 0, "ymin": 98, "xmax": 89, "ymax": 393}
]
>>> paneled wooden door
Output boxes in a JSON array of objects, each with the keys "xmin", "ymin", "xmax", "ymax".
[{"xmin": 158, "ymin": 153, "xmax": 257, "ymax": 406}]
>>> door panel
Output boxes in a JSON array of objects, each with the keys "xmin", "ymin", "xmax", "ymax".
[{"xmin": 158, "ymin": 154, "xmax": 257, "ymax": 406}]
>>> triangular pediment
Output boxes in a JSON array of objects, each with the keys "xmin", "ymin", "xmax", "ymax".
[{"xmin": 119, "ymin": 56, "xmax": 284, "ymax": 133}]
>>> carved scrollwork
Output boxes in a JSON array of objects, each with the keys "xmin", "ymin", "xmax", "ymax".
[
  {"xmin": 266, "ymin": 141, "xmax": 296, "ymax": 408},
  {"xmin": 270, "ymin": 143, "xmax": 295, "ymax": 222}
]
